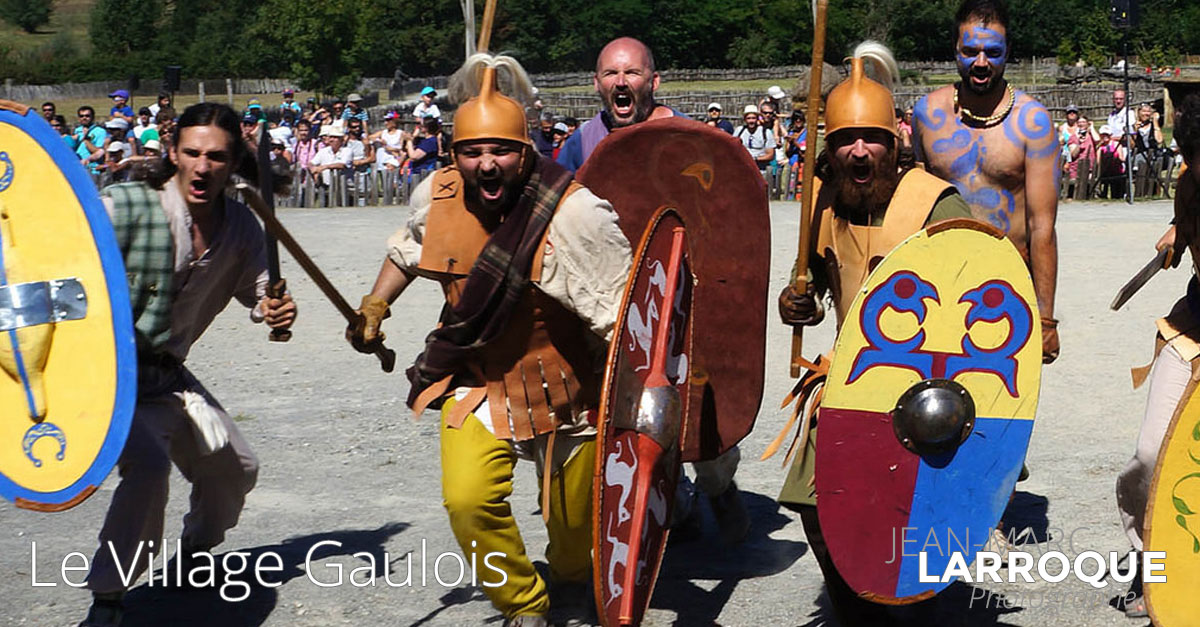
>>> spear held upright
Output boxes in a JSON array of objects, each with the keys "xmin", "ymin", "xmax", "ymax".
[{"xmin": 790, "ymin": 0, "xmax": 829, "ymax": 378}]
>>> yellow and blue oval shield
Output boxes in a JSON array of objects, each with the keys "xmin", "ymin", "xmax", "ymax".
[
  {"xmin": 815, "ymin": 220, "xmax": 1042, "ymax": 603},
  {"xmin": 0, "ymin": 101, "xmax": 135, "ymax": 511}
]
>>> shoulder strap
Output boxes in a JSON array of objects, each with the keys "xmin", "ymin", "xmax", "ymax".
[{"xmin": 880, "ymin": 169, "xmax": 955, "ymax": 239}]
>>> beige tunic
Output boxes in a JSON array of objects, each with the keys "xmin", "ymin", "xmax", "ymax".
[
  {"xmin": 387, "ymin": 174, "xmax": 632, "ymax": 437},
  {"xmin": 104, "ymin": 178, "xmax": 269, "ymax": 363}
]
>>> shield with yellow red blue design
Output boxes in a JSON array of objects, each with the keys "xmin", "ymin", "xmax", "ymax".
[{"xmin": 815, "ymin": 219, "xmax": 1041, "ymax": 604}]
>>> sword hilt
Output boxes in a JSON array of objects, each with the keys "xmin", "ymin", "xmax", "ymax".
[{"xmin": 266, "ymin": 279, "xmax": 292, "ymax": 343}]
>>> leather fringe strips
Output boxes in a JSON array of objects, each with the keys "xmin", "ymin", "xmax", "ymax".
[{"xmin": 762, "ymin": 354, "xmax": 831, "ymax": 468}]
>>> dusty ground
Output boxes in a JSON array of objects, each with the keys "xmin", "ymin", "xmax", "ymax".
[{"xmin": 0, "ymin": 197, "xmax": 1181, "ymax": 626}]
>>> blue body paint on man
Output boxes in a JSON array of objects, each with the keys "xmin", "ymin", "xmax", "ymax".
[{"xmin": 912, "ymin": 0, "xmax": 1060, "ymax": 364}]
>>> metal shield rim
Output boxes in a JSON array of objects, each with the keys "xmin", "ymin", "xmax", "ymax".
[
  {"xmin": 816, "ymin": 222, "xmax": 1041, "ymax": 604},
  {"xmin": 0, "ymin": 100, "xmax": 137, "ymax": 510},
  {"xmin": 592, "ymin": 205, "xmax": 684, "ymax": 625}
]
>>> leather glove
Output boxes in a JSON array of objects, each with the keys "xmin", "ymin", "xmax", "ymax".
[
  {"xmin": 1041, "ymin": 317, "xmax": 1059, "ymax": 365},
  {"xmin": 779, "ymin": 283, "xmax": 825, "ymax": 327},
  {"xmin": 347, "ymin": 294, "xmax": 390, "ymax": 353}
]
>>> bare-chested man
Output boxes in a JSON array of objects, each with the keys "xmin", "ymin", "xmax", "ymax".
[{"xmin": 913, "ymin": 0, "xmax": 1060, "ymax": 363}]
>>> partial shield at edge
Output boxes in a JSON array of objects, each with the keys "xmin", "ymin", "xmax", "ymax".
[
  {"xmin": 0, "ymin": 100, "xmax": 136, "ymax": 511},
  {"xmin": 594, "ymin": 208, "xmax": 692, "ymax": 627},
  {"xmin": 815, "ymin": 221, "xmax": 1041, "ymax": 603},
  {"xmin": 579, "ymin": 116, "xmax": 768, "ymax": 462},
  {"xmin": 1145, "ymin": 379, "xmax": 1200, "ymax": 626}
]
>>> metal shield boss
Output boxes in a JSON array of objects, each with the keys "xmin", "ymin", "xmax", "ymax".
[
  {"xmin": 0, "ymin": 101, "xmax": 136, "ymax": 511},
  {"xmin": 1145, "ymin": 381, "xmax": 1200, "ymax": 626},
  {"xmin": 583, "ymin": 118, "xmax": 769, "ymax": 626},
  {"xmin": 815, "ymin": 221, "xmax": 1041, "ymax": 603}
]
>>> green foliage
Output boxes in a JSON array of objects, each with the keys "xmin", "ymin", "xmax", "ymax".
[
  {"xmin": 1054, "ymin": 5, "xmax": 1117, "ymax": 69},
  {"xmin": 0, "ymin": 0, "xmax": 52, "ymax": 33},
  {"xmin": 3, "ymin": 0, "xmax": 1200, "ymax": 84},
  {"xmin": 1137, "ymin": 43, "xmax": 1180, "ymax": 69},
  {"xmin": 89, "ymin": 0, "xmax": 159, "ymax": 57},
  {"xmin": 250, "ymin": 0, "xmax": 364, "ymax": 96}
]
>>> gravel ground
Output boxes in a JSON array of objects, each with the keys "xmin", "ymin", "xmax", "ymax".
[{"xmin": 0, "ymin": 197, "xmax": 1179, "ymax": 627}]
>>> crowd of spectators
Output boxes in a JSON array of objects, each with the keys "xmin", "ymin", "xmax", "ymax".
[
  {"xmin": 704, "ymin": 85, "xmax": 810, "ymax": 200},
  {"xmin": 1058, "ymin": 88, "xmax": 1179, "ymax": 201},
  {"xmin": 43, "ymin": 90, "xmax": 178, "ymax": 186},
  {"xmin": 36, "ymin": 83, "xmax": 1183, "ymax": 205}
]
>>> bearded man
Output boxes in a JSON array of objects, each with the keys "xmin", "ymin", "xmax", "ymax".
[
  {"xmin": 912, "ymin": 0, "xmax": 1060, "ymax": 364},
  {"xmin": 556, "ymin": 37, "xmax": 685, "ymax": 173},
  {"xmin": 778, "ymin": 42, "xmax": 972, "ymax": 626},
  {"xmin": 347, "ymin": 53, "xmax": 631, "ymax": 627}
]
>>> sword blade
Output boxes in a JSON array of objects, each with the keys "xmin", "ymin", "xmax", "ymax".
[
  {"xmin": 257, "ymin": 125, "xmax": 280, "ymax": 284},
  {"xmin": 1110, "ymin": 247, "xmax": 1170, "ymax": 311}
]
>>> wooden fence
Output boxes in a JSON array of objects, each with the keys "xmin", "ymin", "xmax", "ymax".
[{"xmin": 534, "ymin": 83, "xmax": 1165, "ymax": 123}]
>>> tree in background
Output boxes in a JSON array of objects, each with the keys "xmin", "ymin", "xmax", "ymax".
[
  {"xmin": 0, "ymin": 0, "xmax": 52, "ymax": 33},
  {"xmin": 250, "ymin": 0, "xmax": 368, "ymax": 97},
  {"xmin": 90, "ymin": 0, "xmax": 159, "ymax": 57},
  {"xmin": 4, "ymin": 0, "xmax": 1200, "ymax": 84}
]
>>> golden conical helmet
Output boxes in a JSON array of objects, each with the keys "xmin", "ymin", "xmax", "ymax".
[
  {"xmin": 452, "ymin": 66, "xmax": 531, "ymax": 147},
  {"xmin": 825, "ymin": 55, "xmax": 898, "ymax": 138}
]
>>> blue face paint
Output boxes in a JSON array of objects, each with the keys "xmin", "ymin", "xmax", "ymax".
[{"xmin": 957, "ymin": 25, "xmax": 1008, "ymax": 80}]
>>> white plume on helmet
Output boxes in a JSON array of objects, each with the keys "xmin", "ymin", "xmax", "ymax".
[
  {"xmin": 448, "ymin": 52, "xmax": 536, "ymax": 106},
  {"xmin": 851, "ymin": 40, "xmax": 900, "ymax": 90}
]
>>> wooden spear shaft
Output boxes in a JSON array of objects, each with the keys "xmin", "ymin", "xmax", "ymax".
[
  {"xmin": 476, "ymin": 0, "xmax": 498, "ymax": 53},
  {"xmin": 790, "ymin": 0, "xmax": 829, "ymax": 378}
]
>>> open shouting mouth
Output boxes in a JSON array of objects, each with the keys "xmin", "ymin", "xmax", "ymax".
[{"xmin": 612, "ymin": 91, "xmax": 634, "ymax": 119}]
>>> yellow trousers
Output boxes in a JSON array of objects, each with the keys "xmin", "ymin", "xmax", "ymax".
[{"xmin": 440, "ymin": 400, "xmax": 595, "ymax": 618}]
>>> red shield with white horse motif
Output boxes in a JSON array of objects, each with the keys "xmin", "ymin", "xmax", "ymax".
[{"xmin": 594, "ymin": 208, "xmax": 691, "ymax": 627}]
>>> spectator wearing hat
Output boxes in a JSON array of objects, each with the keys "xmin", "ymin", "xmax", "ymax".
[
  {"xmin": 104, "ymin": 118, "xmax": 133, "ymax": 159},
  {"xmin": 343, "ymin": 93, "xmax": 369, "ymax": 129},
  {"xmin": 734, "ymin": 104, "xmax": 775, "ymax": 175},
  {"xmin": 108, "ymin": 90, "xmax": 134, "ymax": 123},
  {"xmin": 280, "ymin": 89, "xmax": 303, "ymax": 117},
  {"xmin": 763, "ymin": 85, "xmax": 787, "ymax": 115},
  {"xmin": 246, "ymin": 98, "xmax": 268, "ymax": 124},
  {"xmin": 370, "ymin": 111, "xmax": 406, "ymax": 171},
  {"xmin": 785, "ymin": 109, "xmax": 808, "ymax": 199},
  {"xmin": 239, "ymin": 111, "xmax": 261, "ymax": 153},
  {"xmin": 101, "ymin": 142, "xmax": 130, "ymax": 183},
  {"xmin": 132, "ymin": 107, "xmax": 156, "ymax": 146},
  {"xmin": 413, "ymin": 86, "xmax": 440, "ymax": 122},
  {"xmin": 552, "ymin": 122, "xmax": 570, "ymax": 161},
  {"xmin": 310, "ymin": 126, "xmax": 354, "ymax": 187},
  {"xmin": 706, "ymin": 102, "xmax": 734, "ymax": 134},
  {"xmin": 1059, "ymin": 103, "xmax": 1080, "ymax": 143},
  {"xmin": 141, "ymin": 139, "xmax": 162, "ymax": 158}
]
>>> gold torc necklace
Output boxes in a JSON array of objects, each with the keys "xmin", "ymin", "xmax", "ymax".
[{"xmin": 954, "ymin": 83, "xmax": 1015, "ymax": 126}]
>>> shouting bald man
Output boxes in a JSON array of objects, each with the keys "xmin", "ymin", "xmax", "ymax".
[{"xmin": 556, "ymin": 37, "xmax": 685, "ymax": 172}]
